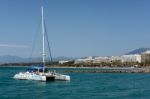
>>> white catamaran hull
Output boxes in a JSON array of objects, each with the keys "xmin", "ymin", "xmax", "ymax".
[
  {"xmin": 13, "ymin": 72, "xmax": 70, "ymax": 81},
  {"xmin": 55, "ymin": 73, "xmax": 70, "ymax": 81},
  {"xmin": 13, "ymin": 72, "xmax": 46, "ymax": 81}
]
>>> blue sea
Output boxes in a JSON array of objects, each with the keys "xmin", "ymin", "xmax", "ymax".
[{"xmin": 1, "ymin": 67, "xmax": 150, "ymax": 99}]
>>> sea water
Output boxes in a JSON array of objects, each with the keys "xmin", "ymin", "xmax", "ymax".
[{"xmin": 0, "ymin": 67, "xmax": 150, "ymax": 99}]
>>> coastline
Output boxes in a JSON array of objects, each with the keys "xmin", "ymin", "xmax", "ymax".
[{"xmin": 1, "ymin": 65, "xmax": 150, "ymax": 73}]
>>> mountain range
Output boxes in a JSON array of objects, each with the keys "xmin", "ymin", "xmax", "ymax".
[{"xmin": 126, "ymin": 48, "xmax": 150, "ymax": 55}]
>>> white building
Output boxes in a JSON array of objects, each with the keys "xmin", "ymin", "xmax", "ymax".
[
  {"xmin": 59, "ymin": 60, "xmax": 69, "ymax": 64},
  {"xmin": 110, "ymin": 56, "xmax": 121, "ymax": 62},
  {"xmin": 93, "ymin": 56, "xmax": 111, "ymax": 63},
  {"xmin": 75, "ymin": 56, "xmax": 93, "ymax": 64},
  {"xmin": 141, "ymin": 50, "xmax": 150, "ymax": 64},
  {"xmin": 93, "ymin": 56, "xmax": 121, "ymax": 63},
  {"xmin": 121, "ymin": 54, "xmax": 141, "ymax": 63}
]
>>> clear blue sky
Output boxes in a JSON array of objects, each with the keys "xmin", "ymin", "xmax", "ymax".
[{"xmin": 0, "ymin": 0, "xmax": 150, "ymax": 58}]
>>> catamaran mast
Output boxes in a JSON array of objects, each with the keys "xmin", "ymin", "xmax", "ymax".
[{"xmin": 41, "ymin": 6, "xmax": 45, "ymax": 67}]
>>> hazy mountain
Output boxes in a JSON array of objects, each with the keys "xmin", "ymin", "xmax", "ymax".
[
  {"xmin": 0, "ymin": 55, "xmax": 27, "ymax": 64},
  {"xmin": 126, "ymin": 48, "xmax": 150, "ymax": 55},
  {"xmin": 53, "ymin": 56, "xmax": 75, "ymax": 61},
  {"xmin": 0, "ymin": 55, "xmax": 75, "ymax": 64}
]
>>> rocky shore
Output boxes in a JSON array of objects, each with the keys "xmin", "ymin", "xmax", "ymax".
[{"xmin": 56, "ymin": 67, "xmax": 150, "ymax": 73}]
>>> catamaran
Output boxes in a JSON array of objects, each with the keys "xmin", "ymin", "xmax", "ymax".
[{"xmin": 13, "ymin": 6, "xmax": 70, "ymax": 81}]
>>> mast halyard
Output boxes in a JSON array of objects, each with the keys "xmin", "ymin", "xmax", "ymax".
[{"xmin": 41, "ymin": 6, "xmax": 45, "ymax": 67}]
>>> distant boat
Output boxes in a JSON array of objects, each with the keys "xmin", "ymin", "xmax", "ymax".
[{"xmin": 13, "ymin": 6, "xmax": 70, "ymax": 81}]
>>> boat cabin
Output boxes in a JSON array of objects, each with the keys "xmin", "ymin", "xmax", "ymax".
[{"xmin": 27, "ymin": 66, "xmax": 49, "ymax": 73}]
